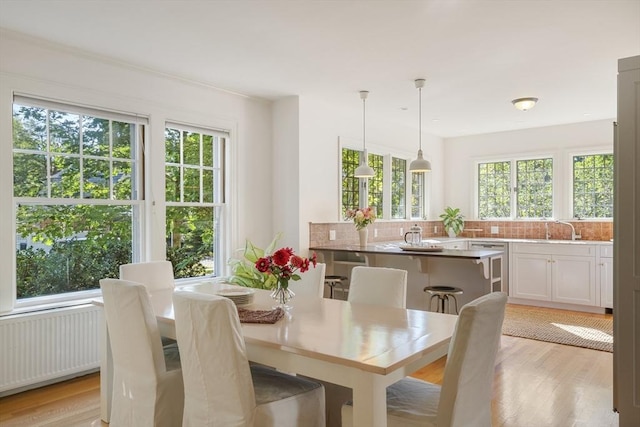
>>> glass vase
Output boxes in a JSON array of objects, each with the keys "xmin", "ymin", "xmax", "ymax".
[{"xmin": 271, "ymin": 279, "xmax": 295, "ymax": 310}]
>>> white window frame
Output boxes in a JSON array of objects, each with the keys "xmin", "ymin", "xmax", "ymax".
[
  {"xmin": 12, "ymin": 95, "xmax": 147, "ymax": 309},
  {"xmin": 164, "ymin": 121, "xmax": 228, "ymax": 279}
]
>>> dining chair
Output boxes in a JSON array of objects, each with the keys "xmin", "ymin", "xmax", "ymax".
[
  {"xmin": 120, "ymin": 260, "xmax": 177, "ymax": 346},
  {"xmin": 173, "ymin": 290, "xmax": 326, "ymax": 427},
  {"xmin": 347, "ymin": 266, "xmax": 408, "ymax": 308},
  {"xmin": 288, "ymin": 262, "xmax": 326, "ymax": 298},
  {"xmin": 119, "ymin": 260, "xmax": 175, "ymax": 292},
  {"xmin": 99, "ymin": 279, "xmax": 184, "ymax": 427},
  {"xmin": 341, "ymin": 291, "xmax": 508, "ymax": 427}
]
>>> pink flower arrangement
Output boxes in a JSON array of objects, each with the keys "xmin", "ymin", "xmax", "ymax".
[
  {"xmin": 345, "ymin": 207, "xmax": 376, "ymax": 230},
  {"xmin": 255, "ymin": 247, "xmax": 317, "ymax": 289}
]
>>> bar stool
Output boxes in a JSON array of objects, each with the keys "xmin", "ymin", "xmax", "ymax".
[
  {"xmin": 423, "ymin": 285, "xmax": 464, "ymax": 314},
  {"xmin": 325, "ymin": 275, "xmax": 349, "ymax": 299}
]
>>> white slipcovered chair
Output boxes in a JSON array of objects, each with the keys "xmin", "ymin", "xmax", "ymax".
[
  {"xmin": 99, "ymin": 279, "xmax": 184, "ymax": 427},
  {"xmin": 119, "ymin": 260, "xmax": 175, "ymax": 291},
  {"xmin": 288, "ymin": 262, "xmax": 326, "ymax": 298},
  {"xmin": 173, "ymin": 290, "xmax": 326, "ymax": 427},
  {"xmin": 347, "ymin": 266, "xmax": 408, "ymax": 308},
  {"xmin": 341, "ymin": 292, "xmax": 508, "ymax": 427},
  {"xmin": 120, "ymin": 260, "xmax": 177, "ymax": 346}
]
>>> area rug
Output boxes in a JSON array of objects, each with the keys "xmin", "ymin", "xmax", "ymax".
[{"xmin": 502, "ymin": 304, "xmax": 613, "ymax": 352}]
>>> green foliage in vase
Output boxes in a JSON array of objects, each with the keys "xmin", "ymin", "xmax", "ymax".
[
  {"xmin": 439, "ymin": 207, "xmax": 465, "ymax": 236},
  {"xmin": 227, "ymin": 233, "xmax": 282, "ymax": 289}
]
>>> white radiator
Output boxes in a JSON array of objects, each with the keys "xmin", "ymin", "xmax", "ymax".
[{"xmin": 0, "ymin": 304, "xmax": 101, "ymax": 394}]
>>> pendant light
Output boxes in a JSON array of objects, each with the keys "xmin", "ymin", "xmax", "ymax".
[
  {"xmin": 409, "ymin": 78, "xmax": 432, "ymax": 172},
  {"xmin": 354, "ymin": 90, "xmax": 375, "ymax": 178}
]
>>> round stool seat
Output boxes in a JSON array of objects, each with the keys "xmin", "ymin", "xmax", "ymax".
[
  {"xmin": 424, "ymin": 285, "xmax": 463, "ymax": 294},
  {"xmin": 423, "ymin": 285, "xmax": 463, "ymax": 314},
  {"xmin": 325, "ymin": 275, "xmax": 348, "ymax": 299}
]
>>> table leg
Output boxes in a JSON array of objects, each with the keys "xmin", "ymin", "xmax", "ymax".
[
  {"xmin": 352, "ymin": 372, "xmax": 388, "ymax": 427},
  {"xmin": 99, "ymin": 309, "xmax": 112, "ymax": 423}
]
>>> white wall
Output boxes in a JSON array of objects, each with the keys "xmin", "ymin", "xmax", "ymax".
[
  {"xmin": 443, "ymin": 119, "xmax": 614, "ymax": 219},
  {"xmin": 272, "ymin": 96, "xmax": 301, "ymax": 249}
]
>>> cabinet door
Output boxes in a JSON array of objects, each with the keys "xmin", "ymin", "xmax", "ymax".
[
  {"xmin": 552, "ymin": 255, "xmax": 597, "ymax": 306},
  {"xmin": 600, "ymin": 257, "xmax": 613, "ymax": 309},
  {"xmin": 511, "ymin": 253, "xmax": 552, "ymax": 301}
]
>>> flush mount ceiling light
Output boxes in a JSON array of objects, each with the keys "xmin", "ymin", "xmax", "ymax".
[
  {"xmin": 512, "ymin": 97, "xmax": 539, "ymax": 111},
  {"xmin": 354, "ymin": 90, "xmax": 375, "ymax": 178},
  {"xmin": 409, "ymin": 78, "xmax": 432, "ymax": 173}
]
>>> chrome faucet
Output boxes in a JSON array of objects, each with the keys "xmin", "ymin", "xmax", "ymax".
[
  {"xmin": 545, "ymin": 222, "xmax": 551, "ymax": 240},
  {"xmin": 555, "ymin": 220, "xmax": 581, "ymax": 240}
]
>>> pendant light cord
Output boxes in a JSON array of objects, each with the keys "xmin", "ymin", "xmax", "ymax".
[
  {"xmin": 360, "ymin": 90, "xmax": 368, "ymax": 152},
  {"xmin": 418, "ymin": 85, "xmax": 422, "ymax": 151}
]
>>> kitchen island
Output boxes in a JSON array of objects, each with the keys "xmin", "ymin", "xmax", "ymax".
[{"xmin": 309, "ymin": 242, "xmax": 504, "ymax": 311}]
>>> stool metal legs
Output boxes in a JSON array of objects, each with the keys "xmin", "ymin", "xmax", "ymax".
[{"xmin": 428, "ymin": 293, "xmax": 460, "ymax": 314}]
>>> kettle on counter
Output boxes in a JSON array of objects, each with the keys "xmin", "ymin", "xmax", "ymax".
[{"xmin": 404, "ymin": 224, "xmax": 423, "ymax": 246}]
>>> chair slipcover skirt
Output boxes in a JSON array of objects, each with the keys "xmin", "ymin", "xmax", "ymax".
[{"xmin": 173, "ymin": 290, "xmax": 325, "ymax": 427}]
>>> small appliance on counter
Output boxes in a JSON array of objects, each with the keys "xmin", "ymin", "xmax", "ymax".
[{"xmin": 404, "ymin": 224, "xmax": 423, "ymax": 246}]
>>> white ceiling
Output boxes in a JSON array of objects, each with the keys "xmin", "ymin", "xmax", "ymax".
[{"xmin": 1, "ymin": 0, "xmax": 639, "ymax": 138}]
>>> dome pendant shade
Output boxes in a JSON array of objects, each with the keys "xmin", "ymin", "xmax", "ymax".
[
  {"xmin": 354, "ymin": 90, "xmax": 375, "ymax": 178},
  {"xmin": 354, "ymin": 163, "xmax": 375, "ymax": 178},
  {"xmin": 409, "ymin": 149, "xmax": 432, "ymax": 172},
  {"xmin": 410, "ymin": 78, "xmax": 432, "ymax": 173}
]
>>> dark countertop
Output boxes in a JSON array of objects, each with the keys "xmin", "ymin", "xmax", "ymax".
[{"xmin": 309, "ymin": 243, "xmax": 504, "ymax": 260}]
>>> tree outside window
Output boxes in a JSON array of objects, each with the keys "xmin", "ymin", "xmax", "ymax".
[
  {"xmin": 516, "ymin": 158, "xmax": 553, "ymax": 218},
  {"xmin": 478, "ymin": 161, "xmax": 511, "ymax": 218},
  {"xmin": 573, "ymin": 154, "xmax": 613, "ymax": 218},
  {"xmin": 477, "ymin": 158, "xmax": 552, "ymax": 219},
  {"xmin": 391, "ymin": 157, "xmax": 406, "ymax": 218},
  {"xmin": 367, "ymin": 153, "xmax": 384, "ymax": 217},
  {"xmin": 341, "ymin": 148, "xmax": 360, "ymax": 216},
  {"xmin": 164, "ymin": 124, "xmax": 226, "ymax": 278},
  {"xmin": 13, "ymin": 100, "xmax": 140, "ymax": 299}
]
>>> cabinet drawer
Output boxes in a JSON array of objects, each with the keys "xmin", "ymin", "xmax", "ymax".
[
  {"xmin": 599, "ymin": 245, "xmax": 613, "ymax": 258},
  {"xmin": 512, "ymin": 243, "xmax": 595, "ymax": 256}
]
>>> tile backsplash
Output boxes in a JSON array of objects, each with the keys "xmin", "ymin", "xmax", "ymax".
[{"xmin": 309, "ymin": 220, "xmax": 612, "ymax": 247}]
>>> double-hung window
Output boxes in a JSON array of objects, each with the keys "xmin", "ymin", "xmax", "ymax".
[
  {"xmin": 13, "ymin": 96, "xmax": 144, "ymax": 302},
  {"xmin": 164, "ymin": 123, "xmax": 226, "ymax": 278},
  {"xmin": 477, "ymin": 157, "xmax": 553, "ymax": 219}
]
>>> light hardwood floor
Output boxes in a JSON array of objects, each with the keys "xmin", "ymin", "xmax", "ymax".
[{"xmin": 0, "ymin": 308, "xmax": 617, "ymax": 427}]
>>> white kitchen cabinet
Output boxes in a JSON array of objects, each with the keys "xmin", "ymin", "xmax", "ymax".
[
  {"xmin": 598, "ymin": 245, "xmax": 613, "ymax": 309},
  {"xmin": 511, "ymin": 243, "xmax": 597, "ymax": 307},
  {"xmin": 551, "ymin": 254, "xmax": 597, "ymax": 306},
  {"xmin": 511, "ymin": 252, "xmax": 552, "ymax": 301}
]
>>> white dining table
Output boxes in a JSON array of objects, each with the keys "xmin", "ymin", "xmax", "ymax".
[{"xmin": 94, "ymin": 282, "xmax": 458, "ymax": 427}]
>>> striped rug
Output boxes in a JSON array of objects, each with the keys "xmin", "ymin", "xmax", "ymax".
[{"xmin": 502, "ymin": 304, "xmax": 613, "ymax": 352}]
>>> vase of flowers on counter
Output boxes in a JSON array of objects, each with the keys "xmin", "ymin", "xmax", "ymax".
[{"xmin": 346, "ymin": 206, "xmax": 376, "ymax": 246}]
